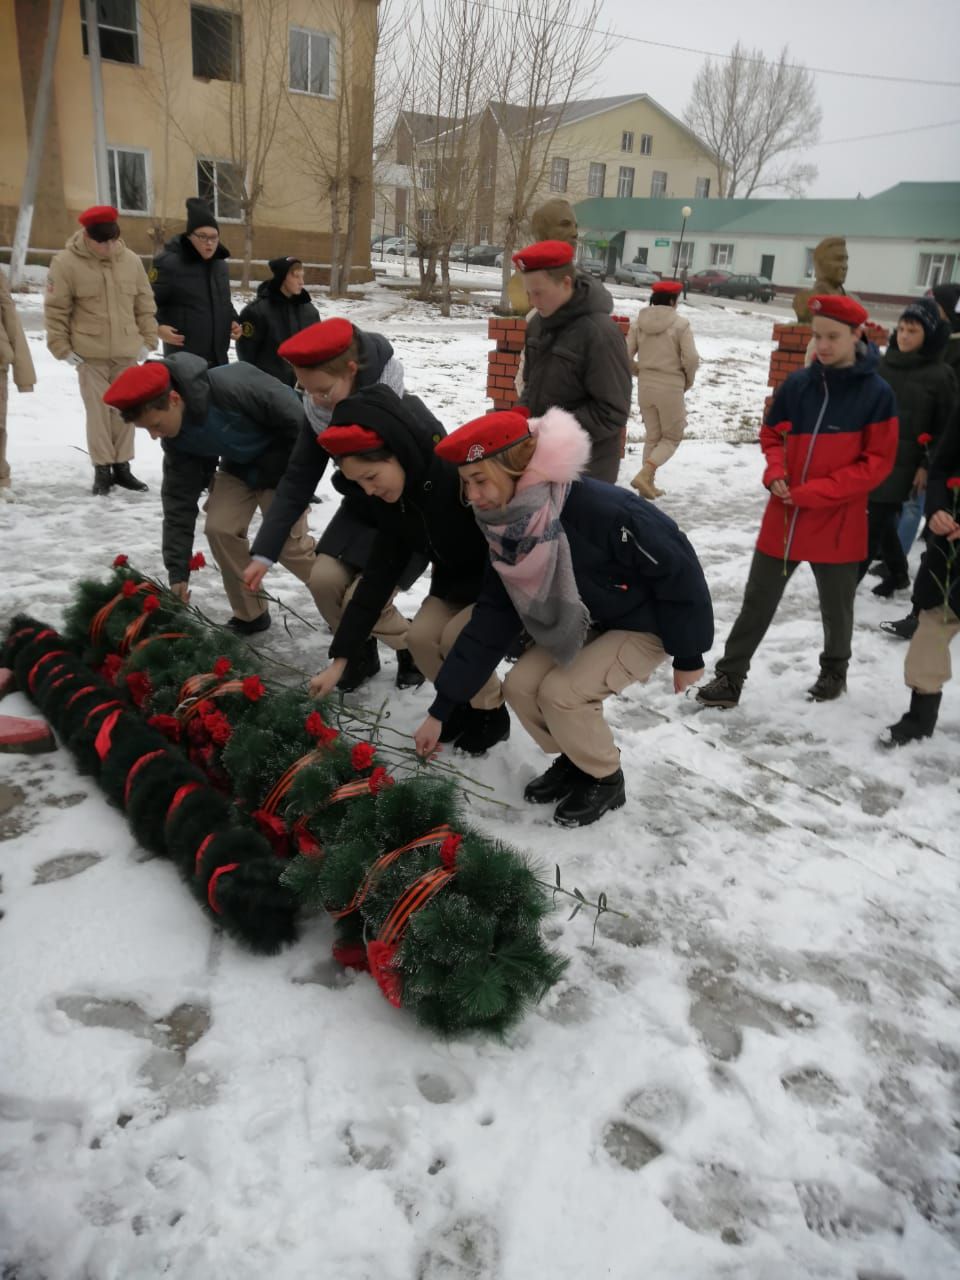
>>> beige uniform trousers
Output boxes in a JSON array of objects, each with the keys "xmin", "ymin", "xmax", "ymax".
[
  {"xmin": 205, "ymin": 471, "xmax": 318, "ymax": 622},
  {"xmin": 406, "ymin": 596, "xmax": 503, "ymax": 710},
  {"xmin": 309, "ymin": 552, "xmax": 410, "ymax": 650},
  {"xmin": 905, "ymin": 605, "xmax": 960, "ymax": 694},
  {"xmin": 0, "ymin": 373, "xmax": 9, "ymax": 486},
  {"xmin": 503, "ymin": 629, "xmax": 667, "ymax": 777},
  {"xmin": 77, "ymin": 357, "xmax": 136, "ymax": 465},
  {"xmin": 639, "ymin": 387, "xmax": 688, "ymax": 467}
]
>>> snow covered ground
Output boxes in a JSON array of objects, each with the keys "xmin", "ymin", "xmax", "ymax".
[{"xmin": 1, "ymin": 276, "xmax": 958, "ymax": 1280}]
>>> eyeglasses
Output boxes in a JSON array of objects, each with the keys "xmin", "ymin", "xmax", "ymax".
[{"xmin": 191, "ymin": 231, "xmax": 220, "ymax": 244}]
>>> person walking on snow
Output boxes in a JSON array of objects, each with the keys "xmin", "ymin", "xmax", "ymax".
[
  {"xmin": 151, "ymin": 199, "xmax": 240, "ymax": 368},
  {"xmin": 0, "ymin": 269, "xmax": 36, "ymax": 497},
  {"xmin": 235, "ymin": 256, "xmax": 320, "ymax": 386},
  {"xmin": 413, "ymin": 406, "xmax": 713, "ymax": 827},
  {"xmin": 44, "ymin": 205, "xmax": 157, "ymax": 496},
  {"xmin": 103, "ymin": 356, "xmax": 315, "ymax": 634},
  {"xmin": 626, "ymin": 278, "xmax": 700, "ymax": 498},
  {"xmin": 697, "ymin": 294, "xmax": 898, "ymax": 709}
]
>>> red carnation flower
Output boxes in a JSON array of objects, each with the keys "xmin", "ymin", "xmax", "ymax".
[
  {"xmin": 350, "ymin": 742, "xmax": 376, "ymax": 772},
  {"xmin": 917, "ymin": 433, "xmax": 933, "ymax": 446},
  {"xmin": 187, "ymin": 715, "xmax": 209, "ymax": 744},
  {"xmin": 122, "ymin": 580, "xmax": 138, "ymax": 598},
  {"xmin": 147, "ymin": 713, "xmax": 181, "ymax": 742},
  {"xmin": 332, "ymin": 942, "xmax": 369, "ymax": 970},
  {"xmin": 142, "ymin": 594, "xmax": 160, "ymax": 614},
  {"xmin": 305, "ymin": 710, "xmax": 338, "ymax": 746},
  {"xmin": 439, "ymin": 833, "xmax": 462, "ymax": 870},
  {"xmin": 776, "ymin": 423, "xmax": 790, "ymax": 436},
  {"xmin": 367, "ymin": 939, "xmax": 402, "ymax": 1007},
  {"xmin": 947, "ymin": 477, "xmax": 960, "ymax": 490},
  {"xmin": 203, "ymin": 709, "xmax": 233, "ymax": 746},
  {"xmin": 100, "ymin": 653, "xmax": 123, "ymax": 683},
  {"xmin": 125, "ymin": 670, "xmax": 152, "ymax": 708},
  {"xmin": 242, "ymin": 675, "xmax": 265, "ymax": 702},
  {"xmin": 189, "ymin": 551, "xmax": 207, "ymax": 571},
  {"xmin": 212, "ymin": 656, "xmax": 232, "ymax": 679},
  {"xmin": 113, "ymin": 554, "xmax": 129, "ymax": 568},
  {"xmin": 195, "ymin": 698, "xmax": 215, "ymax": 717},
  {"xmin": 368, "ymin": 766, "xmax": 394, "ymax": 795}
]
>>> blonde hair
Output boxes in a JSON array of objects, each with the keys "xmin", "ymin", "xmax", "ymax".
[{"xmin": 459, "ymin": 434, "xmax": 536, "ymax": 496}]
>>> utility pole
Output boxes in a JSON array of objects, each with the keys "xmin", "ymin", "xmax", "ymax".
[
  {"xmin": 9, "ymin": 0, "xmax": 65, "ymax": 288},
  {"xmin": 84, "ymin": 0, "xmax": 111, "ymax": 203}
]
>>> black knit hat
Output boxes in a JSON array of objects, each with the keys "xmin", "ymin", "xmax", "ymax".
[
  {"xmin": 899, "ymin": 296, "xmax": 941, "ymax": 343},
  {"xmin": 269, "ymin": 255, "xmax": 302, "ymax": 288},
  {"xmin": 931, "ymin": 283, "xmax": 960, "ymax": 334},
  {"xmin": 186, "ymin": 198, "xmax": 219, "ymax": 235}
]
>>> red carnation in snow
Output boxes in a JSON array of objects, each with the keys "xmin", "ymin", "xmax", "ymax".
[
  {"xmin": 212, "ymin": 656, "xmax": 232, "ymax": 679},
  {"xmin": 366, "ymin": 939, "xmax": 402, "ymax": 1007},
  {"xmin": 189, "ymin": 551, "xmax": 207, "ymax": 571},
  {"xmin": 203, "ymin": 709, "xmax": 233, "ymax": 746},
  {"xmin": 332, "ymin": 942, "xmax": 369, "ymax": 970},
  {"xmin": 142, "ymin": 594, "xmax": 160, "ymax": 614},
  {"xmin": 439, "ymin": 833, "xmax": 462, "ymax": 870},
  {"xmin": 947, "ymin": 477, "xmax": 960, "ymax": 491},
  {"xmin": 917, "ymin": 433, "xmax": 933, "ymax": 446},
  {"xmin": 242, "ymin": 675, "xmax": 265, "ymax": 702},
  {"xmin": 368, "ymin": 766, "xmax": 394, "ymax": 795},
  {"xmin": 350, "ymin": 742, "xmax": 376, "ymax": 772},
  {"xmin": 100, "ymin": 653, "xmax": 123, "ymax": 683},
  {"xmin": 147, "ymin": 713, "xmax": 181, "ymax": 742},
  {"xmin": 125, "ymin": 670, "xmax": 152, "ymax": 708},
  {"xmin": 122, "ymin": 580, "xmax": 138, "ymax": 598},
  {"xmin": 113, "ymin": 554, "xmax": 129, "ymax": 568}
]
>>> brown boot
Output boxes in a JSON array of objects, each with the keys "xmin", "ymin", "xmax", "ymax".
[{"xmin": 630, "ymin": 461, "xmax": 664, "ymax": 499}]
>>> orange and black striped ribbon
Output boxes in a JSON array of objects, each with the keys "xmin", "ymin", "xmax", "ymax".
[
  {"xmin": 377, "ymin": 866, "xmax": 456, "ymax": 948},
  {"xmin": 328, "ymin": 825, "xmax": 455, "ymax": 921},
  {"xmin": 89, "ymin": 583, "xmax": 152, "ymax": 646},
  {"xmin": 260, "ymin": 749, "xmax": 324, "ymax": 815}
]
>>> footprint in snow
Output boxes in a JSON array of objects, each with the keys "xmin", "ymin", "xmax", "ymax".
[{"xmin": 416, "ymin": 1214, "xmax": 500, "ymax": 1280}]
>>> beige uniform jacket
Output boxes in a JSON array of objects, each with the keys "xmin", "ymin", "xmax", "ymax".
[
  {"xmin": 626, "ymin": 307, "xmax": 700, "ymax": 394},
  {"xmin": 0, "ymin": 272, "xmax": 36, "ymax": 388},
  {"xmin": 44, "ymin": 231, "xmax": 158, "ymax": 361}
]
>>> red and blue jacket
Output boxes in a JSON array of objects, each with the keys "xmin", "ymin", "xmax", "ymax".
[{"xmin": 758, "ymin": 343, "xmax": 898, "ymax": 564}]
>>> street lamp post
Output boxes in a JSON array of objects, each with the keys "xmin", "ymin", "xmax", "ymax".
[{"xmin": 673, "ymin": 205, "xmax": 693, "ymax": 280}]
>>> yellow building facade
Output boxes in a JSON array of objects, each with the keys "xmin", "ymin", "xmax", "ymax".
[{"xmin": 2, "ymin": 0, "xmax": 377, "ymax": 270}]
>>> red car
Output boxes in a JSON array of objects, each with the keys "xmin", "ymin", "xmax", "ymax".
[{"xmin": 686, "ymin": 269, "xmax": 733, "ymax": 293}]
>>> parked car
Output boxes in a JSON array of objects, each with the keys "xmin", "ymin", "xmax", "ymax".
[
  {"xmin": 613, "ymin": 261, "xmax": 660, "ymax": 287},
  {"xmin": 578, "ymin": 255, "xmax": 607, "ymax": 281},
  {"xmin": 447, "ymin": 242, "xmax": 469, "ymax": 261},
  {"xmin": 708, "ymin": 273, "xmax": 774, "ymax": 302},
  {"xmin": 464, "ymin": 243, "xmax": 503, "ymax": 266},
  {"xmin": 686, "ymin": 268, "xmax": 732, "ymax": 293}
]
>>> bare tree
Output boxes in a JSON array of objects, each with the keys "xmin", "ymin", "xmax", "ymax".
[
  {"xmin": 490, "ymin": 0, "xmax": 610, "ymax": 310},
  {"xmin": 684, "ymin": 43, "xmax": 821, "ymax": 198},
  {"xmin": 138, "ymin": 0, "xmax": 191, "ymax": 252}
]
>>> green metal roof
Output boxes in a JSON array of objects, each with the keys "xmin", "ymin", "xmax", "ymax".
[{"xmin": 574, "ymin": 185, "xmax": 960, "ymax": 241}]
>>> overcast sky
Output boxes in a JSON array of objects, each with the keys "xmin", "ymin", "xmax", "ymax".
[{"xmin": 593, "ymin": 0, "xmax": 959, "ymax": 197}]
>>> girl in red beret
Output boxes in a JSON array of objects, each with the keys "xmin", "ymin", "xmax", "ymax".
[{"xmin": 413, "ymin": 406, "xmax": 713, "ymax": 827}]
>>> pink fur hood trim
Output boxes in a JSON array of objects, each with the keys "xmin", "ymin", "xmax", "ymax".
[{"xmin": 517, "ymin": 406, "xmax": 591, "ymax": 491}]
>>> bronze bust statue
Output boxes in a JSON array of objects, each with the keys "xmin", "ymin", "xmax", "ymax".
[
  {"xmin": 793, "ymin": 237, "xmax": 849, "ymax": 323},
  {"xmin": 506, "ymin": 198, "xmax": 579, "ymax": 313}
]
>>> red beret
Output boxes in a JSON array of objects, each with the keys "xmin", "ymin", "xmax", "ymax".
[
  {"xmin": 317, "ymin": 424, "xmax": 385, "ymax": 458},
  {"xmin": 278, "ymin": 318, "xmax": 355, "ymax": 368},
  {"xmin": 651, "ymin": 279, "xmax": 683, "ymax": 296},
  {"xmin": 809, "ymin": 295, "xmax": 868, "ymax": 327},
  {"xmin": 511, "ymin": 240, "xmax": 576, "ymax": 273},
  {"xmin": 434, "ymin": 410, "xmax": 531, "ymax": 465},
  {"xmin": 102, "ymin": 362, "xmax": 171, "ymax": 411},
  {"xmin": 78, "ymin": 205, "xmax": 119, "ymax": 228}
]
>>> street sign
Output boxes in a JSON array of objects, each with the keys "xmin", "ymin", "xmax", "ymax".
[{"xmin": 654, "ymin": 238, "xmax": 670, "ymax": 247}]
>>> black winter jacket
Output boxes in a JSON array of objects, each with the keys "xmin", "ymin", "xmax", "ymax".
[
  {"xmin": 159, "ymin": 353, "xmax": 305, "ymax": 584},
  {"xmin": 151, "ymin": 235, "xmax": 237, "ymax": 367},
  {"xmin": 236, "ymin": 281, "xmax": 320, "ymax": 385},
  {"xmin": 915, "ymin": 403, "xmax": 960, "ymax": 614},
  {"xmin": 325, "ymin": 385, "xmax": 489, "ymax": 662},
  {"xmin": 428, "ymin": 478, "xmax": 714, "ymax": 720},
  {"xmin": 520, "ymin": 274, "xmax": 632, "ymax": 484},
  {"xmin": 873, "ymin": 325, "xmax": 958, "ymax": 504}
]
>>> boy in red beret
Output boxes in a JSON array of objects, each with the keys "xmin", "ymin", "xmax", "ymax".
[
  {"xmin": 45, "ymin": 206, "xmax": 158, "ymax": 495},
  {"xmin": 698, "ymin": 294, "xmax": 898, "ymax": 707},
  {"xmin": 513, "ymin": 240, "xmax": 631, "ymax": 484}
]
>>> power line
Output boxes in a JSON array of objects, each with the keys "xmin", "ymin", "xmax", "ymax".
[
  {"xmin": 466, "ymin": 0, "xmax": 960, "ymax": 88},
  {"xmin": 816, "ymin": 117, "xmax": 960, "ymax": 146}
]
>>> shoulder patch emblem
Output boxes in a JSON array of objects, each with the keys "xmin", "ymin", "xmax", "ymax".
[
  {"xmin": 148, "ymin": 267, "xmax": 158, "ymax": 282},
  {"xmin": 241, "ymin": 321, "xmax": 254, "ymax": 337}
]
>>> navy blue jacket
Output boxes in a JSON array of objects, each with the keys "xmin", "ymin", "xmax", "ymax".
[{"xmin": 429, "ymin": 477, "xmax": 714, "ymax": 720}]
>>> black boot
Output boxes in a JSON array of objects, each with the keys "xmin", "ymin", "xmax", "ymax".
[
  {"xmin": 112, "ymin": 461, "xmax": 149, "ymax": 492},
  {"xmin": 395, "ymin": 648, "xmax": 425, "ymax": 689},
  {"xmin": 872, "ymin": 572, "xmax": 910, "ymax": 598},
  {"xmin": 553, "ymin": 768, "xmax": 626, "ymax": 828},
  {"xmin": 880, "ymin": 691, "xmax": 941, "ymax": 748},
  {"xmin": 696, "ymin": 671, "xmax": 743, "ymax": 708},
  {"xmin": 438, "ymin": 704, "xmax": 470, "ymax": 743},
  {"xmin": 879, "ymin": 611, "xmax": 919, "ymax": 641},
  {"xmin": 523, "ymin": 754, "xmax": 583, "ymax": 804},
  {"xmin": 92, "ymin": 464, "xmax": 114, "ymax": 496},
  {"xmin": 226, "ymin": 611, "xmax": 271, "ymax": 636},
  {"xmin": 807, "ymin": 669, "xmax": 847, "ymax": 701},
  {"xmin": 454, "ymin": 704, "xmax": 510, "ymax": 756},
  {"xmin": 339, "ymin": 637, "xmax": 380, "ymax": 692}
]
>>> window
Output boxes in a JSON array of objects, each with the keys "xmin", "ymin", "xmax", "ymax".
[
  {"xmin": 617, "ymin": 166, "xmax": 635, "ymax": 198},
  {"xmin": 587, "ymin": 162, "xmax": 606, "ymax": 197},
  {"xmin": 416, "ymin": 208, "xmax": 436, "ymax": 236},
  {"xmin": 694, "ymin": 176, "xmax": 711, "ymax": 199},
  {"xmin": 80, "ymin": 0, "xmax": 139, "ymax": 64},
  {"xmin": 621, "ymin": 131, "xmax": 634, "ymax": 153},
  {"xmin": 916, "ymin": 252, "xmax": 957, "ymax": 289},
  {"xmin": 633, "ymin": 247, "xmax": 648, "ymax": 265},
  {"xmin": 478, "ymin": 224, "xmax": 489, "ymax": 241},
  {"xmin": 191, "ymin": 5, "xmax": 241, "ymax": 82},
  {"xmin": 803, "ymin": 248, "xmax": 815, "ymax": 278},
  {"xmin": 107, "ymin": 146, "xmax": 149, "ymax": 213},
  {"xmin": 639, "ymin": 133, "xmax": 652, "ymax": 156},
  {"xmin": 196, "ymin": 158, "xmax": 243, "ymax": 221},
  {"xmin": 418, "ymin": 159, "xmax": 436, "ymax": 190},
  {"xmin": 289, "ymin": 27, "xmax": 333, "ymax": 96},
  {"xmin": 549, "ymin": 156, "xmax": 569, "ymax": 193},
  {"xmin": 672, "ymin": 241, "xmax": 694, "ymax": 269},
  {"xmin": 650, "ymin": 170, "xmax": 667, "ymax": 198},
  {"xmin": 711, "ymin": 242, "xmax": 735, "ymax": 267},
  {"xmin": 480, "ymin": 162, "xmax": 494, "ymax": 190}
]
